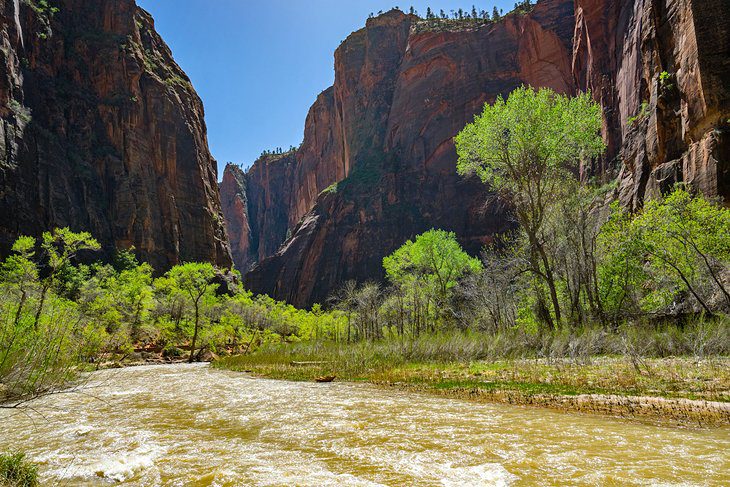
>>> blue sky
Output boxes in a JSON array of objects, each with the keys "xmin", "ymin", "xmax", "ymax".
[{"xmin": 137, "ymin": 0, "xmax": 516, "ymax": 176}]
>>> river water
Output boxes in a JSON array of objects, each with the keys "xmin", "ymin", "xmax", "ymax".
[{"xmin": 0, "ymin": 364, "xmax": 728, "ymax": 486}]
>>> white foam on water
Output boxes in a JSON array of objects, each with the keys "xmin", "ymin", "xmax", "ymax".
[
  {"xmin": 45, "ymin": 442, "xmax": 164, "ymax": 483},
  {"xmin": 440, "ymin": 463, "xmax": 518, "ymax": 487}
]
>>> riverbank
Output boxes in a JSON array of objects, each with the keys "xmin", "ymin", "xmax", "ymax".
[{"xmin": 215, "ymin": 354, "xmax": 730, "ymax": 426}]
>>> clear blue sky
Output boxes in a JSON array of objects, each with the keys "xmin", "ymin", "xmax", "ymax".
[{"xmin": 137, "ymin": 0, "xmax": 516, "ymax": 176}]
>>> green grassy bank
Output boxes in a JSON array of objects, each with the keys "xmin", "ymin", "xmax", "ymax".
[{"xmin": 214, "ymin": 335, "xmax": 730, "ymax": 426}]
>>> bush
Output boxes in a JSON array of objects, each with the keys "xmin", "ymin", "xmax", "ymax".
[{"xmin": 0, "ymin": 452, "xmax": 38, "ymax": 487}]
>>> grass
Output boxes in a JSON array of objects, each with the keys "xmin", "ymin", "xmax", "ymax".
[
  {"xmin": 215, "ymin": 322, "xmax": 730, "ymax": 406},
  {"xmin": 0, "ymin": 452, "xmax": 38, "ymax": 487},
  {"xmin": 217, "ymin": 351, "xmax": 729, "ymax": 402}
]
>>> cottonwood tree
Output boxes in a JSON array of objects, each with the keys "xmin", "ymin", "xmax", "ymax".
[
  {"xmin": 383, "ymin": 229, "xmax": 482, "ymax": 331},
  {"xmin": 600, "ymin": 189, "xmax": 730, "ymax": 317},
  {"xmin": 34, "ymin": 228, "xmax": 100, "ymax": 328},
  {"xmin": 455, "ymin": 86, "xmax": 604, "ymax": 329},
  {"xmin": 165, "ymin": 263, "xmax": 218, "ymax": 362}
]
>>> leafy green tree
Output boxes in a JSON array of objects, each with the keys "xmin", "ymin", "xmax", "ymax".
[
  {"xmin": 165, "ymin": 263, "xmax": 218, "ymax": 362},
  {"xmin": 384, "ymin": 229, "xmax": 481, "ymax": 330},
  {"xmin": 1, "ymin": 237, "xmax": 38, "ymax": 329},
  {"xmin": 600, "ymin": 189, "xmax": 730, "ymax": 317},
  {"xmin": 455, "ymin": 86, "xmax": 603, "ymax": 328},
  {"xmin": 35, "ymin": 228, "xmax": 100, "ymax": 328}
]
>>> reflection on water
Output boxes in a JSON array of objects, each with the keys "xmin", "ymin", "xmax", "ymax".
[{"xmin": 0, "ymin": 364, "xmax": 728, "ymax": 486}]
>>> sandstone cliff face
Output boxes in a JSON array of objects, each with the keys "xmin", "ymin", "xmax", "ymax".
[
  {"xmin": 573, "ymin": 0, "xmax": 730, "ymax": 206},
  {"xmin": 226, "ymin": 0, "xmax": 729, "ymax": 307},
  {"xmin": 0, "ymin": 0, "xmax": 231, "ymax": 269},
  {"xmin": 240, "ymin": 3, "xmax": 576, "ymax": 307},
  {"xmin": 219, "ymin": 164, "xmax": 251, "ymax": 271}
]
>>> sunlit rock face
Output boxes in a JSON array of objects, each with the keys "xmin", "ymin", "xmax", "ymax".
[
  {"xmin": 238, "ymin": 3, "xmax": 576, "ymax": 306},
  {"xmin": 0, "ymin": 0, "xmax": 231, "ymax": 270},
  {"xmin": 230, "ymin": 0, "xmax": 728, "ymax": 306}
]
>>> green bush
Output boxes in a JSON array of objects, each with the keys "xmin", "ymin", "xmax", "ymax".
[{"xmin": 0, "ymin": 452, "xmax": 38, "ymax": 487}]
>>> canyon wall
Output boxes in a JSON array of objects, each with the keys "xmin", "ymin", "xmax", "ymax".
[
  {"xmin": 222, "ymin": 0, "xmax": 729, "ymax": 307},
  {"xmin": 573, "ymin": 0, "xmax": 730, "ymax": 208},
  {"xmin": 0, "ymin": 0, "xmax": 231, "ymax": 269}
]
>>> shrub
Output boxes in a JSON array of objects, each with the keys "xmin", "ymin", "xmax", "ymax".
[{"xmin": 0, "ymin": 452, "xmax": 38, "ymax": 487}]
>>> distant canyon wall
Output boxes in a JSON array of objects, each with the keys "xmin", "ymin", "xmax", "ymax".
[{"xmin": 223, "ymin": 0, "xmax": 729, "ymax": 306}]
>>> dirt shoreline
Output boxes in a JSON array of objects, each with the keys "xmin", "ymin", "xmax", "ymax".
[{"xmin": 369, "ymin": 380, "xmax": 730, "ymax": 427}]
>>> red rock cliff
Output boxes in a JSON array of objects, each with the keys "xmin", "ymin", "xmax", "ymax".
[
  {"xmin": 0, "ymin": 0, "xmax": 231, "ymax": 269},
  {"xmin": 225, "ymin": 0, "xmax": 729, "ymax": 307},
  {"xmin": 239, "ymin": 3, "xmax": 576, "ymax": 306},
  {"xmin": 573, "ymin": 0, "xmax": 730, "ymax": 208}
]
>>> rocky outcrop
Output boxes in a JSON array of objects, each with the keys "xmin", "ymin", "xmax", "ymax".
[
  {"xmin": 227, "ymin": 0, "xmax": 729, "ymax": 307},
  {"xmin": 220, "ymin": 164, "xmax": 251, "ymax": 271},
  {"xmin": 0, "ymin": 0, "xmax": 231, "ymax": 270}
]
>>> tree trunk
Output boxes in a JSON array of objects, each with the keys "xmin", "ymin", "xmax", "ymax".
[
  {"xmin": 538, "ymin": 245, "xmax": 562, "ymax": 327},
  {"xmin": 33, "ymin": 284, "xmax": 49, "ymax": 330},
  {"xmin": 189, "ymin": 302, "xmax": 200, "ymax": 363}
]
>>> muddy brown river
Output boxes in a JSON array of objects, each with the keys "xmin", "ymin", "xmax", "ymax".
[{"xmin": 0, "ymin": 364, "xmax": 728, "ymax": 486}]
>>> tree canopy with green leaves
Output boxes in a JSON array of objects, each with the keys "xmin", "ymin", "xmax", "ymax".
[
  {"xmin": 599, "ymin": 188, "xmax": 730, "ymax": 316},
  {"xmin": 163, "ymin": 262, "xmax": 218, "ymax": 362},
  {"xmin": 384, "ymin": 229, "xmax": 481, "ymax": 300},
  {"xmin": 455, "ymin": 86, "xmax": 604, "ymax": 327}
]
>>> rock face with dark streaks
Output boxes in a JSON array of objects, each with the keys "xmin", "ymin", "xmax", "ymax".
[
  {"xmin": 226, "ymin": 0, "xmax": 730, "ymax": 307},
  {"xmin": 0, "ymin": 0, "xmax": 231, "ymax": 269},
  {"xmin": 573, "ymin": 0, "xmax": 730, "ymax": 208},
  {"xmin": 236, "ymin": 3, "xmax": 576, "ymax": 306}
]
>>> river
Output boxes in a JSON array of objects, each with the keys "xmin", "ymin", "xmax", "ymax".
[{"xmin": 0, "ymin": 364, "xmax": 728, "ymax": 486}]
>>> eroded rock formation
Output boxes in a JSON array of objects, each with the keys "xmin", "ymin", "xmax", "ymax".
[
  {"xmin": 0, "ymin": 0, "xmax": 231, "ymax": 269},
  {"xmin": 227, "ymin": 0, "xmax": 729, "ymax": 307}
]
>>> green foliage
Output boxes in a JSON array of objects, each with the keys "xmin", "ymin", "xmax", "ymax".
[
  {"xmin": 627, "ymin": 101, "xmax": 651, "ymax": 127},
  {"xmin": 456, "ymin": 86, "xmax": 604, "ymax": 328},
  {"xmin": 455, "ymin": 86, "xmax": 604, "ymax": 192},
  {"xmin": 598, "ymin": 188, "xmax": 730, "ymax": 316},
  {"xmin": 384, "ymin": 229, "xmax": 481, "ymax": 298},
  {"xmin": 0, "ymin": 228, "xmax": 347, "ymax": 405},
  {"xmin": 0, "ymin": 452, "xmax": 38, "ymax": 487},
  {"xmin": 7, "ymin": 100, "xmax": 32, "ymax": 125},
  {"xmin": 26, "ymin": 0, "xmax": 59, "ymax": 15}
]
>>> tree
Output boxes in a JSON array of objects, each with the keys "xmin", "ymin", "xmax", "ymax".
[
  {"xmin": 492, "ymin": 6, "xmax": 500, "ymax": 19},
  {"xmin": 330, "ymin": 280, "xmax": 359, "ymax": 342},
  {"xmin": 384, "ymin": 229, "xmax": 482, "ymax": 329},
  {"xmin": 34, "ymin": 228, "xmax": 100, "ymax": 328},
  {"xmin": 599, "ymin": 189, "xmax": 730, "ymax": 317},
  {"xmin": 165, "ymin": 263, "xmax": 218, "ymax": 362},
  {"xmin": 455, "ymin": 86, "xmax": 604, "ymax": 328},
  {"xmin": 471, "ymin": 5, "xmax": 478, "ymax": 19},
  {"xmin": 1, "ymin": 237, "xmax": 38, "ymax": 329},
  {"xmin": 426, "ymin": 7, "xmax": 433, "ymax": 19}
]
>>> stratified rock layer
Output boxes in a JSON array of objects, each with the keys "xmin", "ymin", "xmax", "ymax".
[
  {"xmin": 0, "ymin": 0, "xmax": 231, "ymax": 269},
  {"xmin": 224, "ymin": 0, "xmax": 729, "ymax": 307}
]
